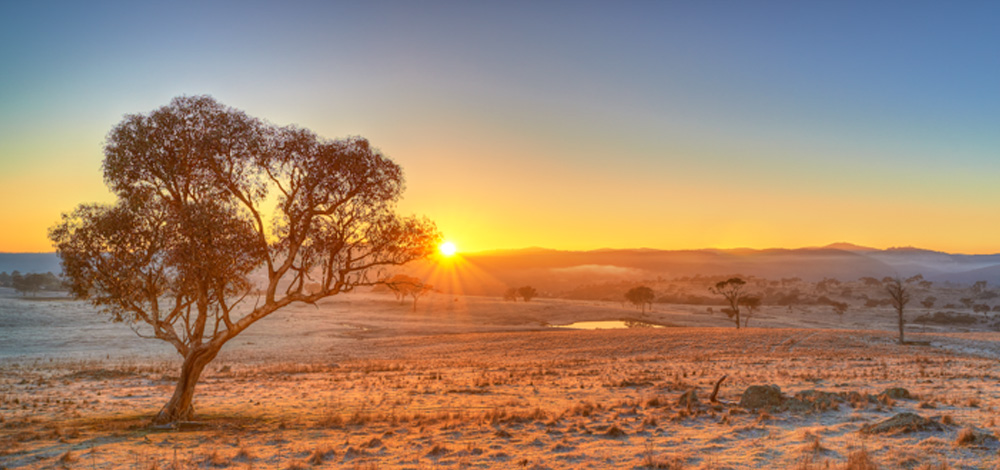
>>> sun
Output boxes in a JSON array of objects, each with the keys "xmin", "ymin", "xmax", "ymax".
[{"xmin": 439, "ymin": 241, "xmax": 457, "ymax": 257}]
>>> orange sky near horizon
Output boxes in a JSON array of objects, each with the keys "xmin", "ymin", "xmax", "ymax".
[{"xmin": 2, "ymin": 3, "xmax": 999, "ymax": 256}]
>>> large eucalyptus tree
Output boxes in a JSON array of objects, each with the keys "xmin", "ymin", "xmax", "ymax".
[{"xmin": 50, "ymin": 96, "xmax": 439, "ymax": 424}]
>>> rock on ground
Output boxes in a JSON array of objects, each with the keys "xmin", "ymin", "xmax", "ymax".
[
  {"xmin": 739, "ymin": 385, "xmax": 784, "ymax": 410},
  {"xmin": 861, "ymin": 412, "xmax": 943, "ymax": 435}
]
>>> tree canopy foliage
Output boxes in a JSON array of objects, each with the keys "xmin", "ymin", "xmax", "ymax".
[
  {"xmin": 517, "ymin": 286, "xmax": 538, "ymax": 302},
  {"xmin": 0, "ymin": 271, "xmax": 64, "ymax": 295},
  {"xmin": 625, "ymin": 286, "xmax": 655, "ymax": 314},
  {"xmin": 384, "ymin": 274, "xmax": 434, "ymax": 311},
  {"xmin": 710, "ymin": 277, "xmax": 748, "ymax": 329}
]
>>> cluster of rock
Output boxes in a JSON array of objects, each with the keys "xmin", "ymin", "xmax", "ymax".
[
  {"xmin": 737, "ymin": 384, "xmax": 897, "ymax": 413},
  {"xmin": 736, "ymin": 384, "xmax": 997, "ymax": 441}
]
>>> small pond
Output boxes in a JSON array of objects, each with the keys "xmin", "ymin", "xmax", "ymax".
[{"xmin": 550, "ymin": 320, "xmax": 665, "ymax": 330}]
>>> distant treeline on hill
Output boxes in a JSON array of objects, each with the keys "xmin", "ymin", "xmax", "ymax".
[
  {"xmin": 0, "ymin": 271, "xmax": 66, "ymax": 295},
  {"xmin": 0, "ymin": 252, "xmax": 61, "ymax": 275}
]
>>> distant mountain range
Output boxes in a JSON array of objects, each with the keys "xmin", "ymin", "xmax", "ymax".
[
  {"xmin": 8, "ymin": 244, "xmax": 1000, "ymax": 295},
  {"xmin": 427, "ymin": 243, "xmax": 1000, "ymax": 295}
]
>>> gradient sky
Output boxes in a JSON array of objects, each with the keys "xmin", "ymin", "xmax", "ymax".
[{"xmin": 1, "ymin": 1, "xmax": 998, "ymax": 254}]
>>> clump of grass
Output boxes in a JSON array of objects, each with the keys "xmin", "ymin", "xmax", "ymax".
[
  {"xmin": 425, "ymin": 443, "xmax": 449, "ymax": 458},
  {"xmin": 914, "ymin": 463, "xmax": 949, "ymax": 470},
  {"xmin": 308, "ymin": 445, "xmax": 335, "ymax": 465},
  {"xmin": 318, "ymin": 413, "xmax": 344, "ymax": 428},
  {"xmin": 645, "ymin": 395, "xmax": 671, "ymax": 409},
  {"xmin": 605, "ymin": 424, "xmax": 626, "ymax": 438},
  {"xmin": 954, "ymin": 426, "xmax": 977, "ymax": 446},
  {"xmin": 641, "ymin": 439, "xmax": 688, "ymax": 470},
  {"xmin": 58, "ymin": 450, "xmax": 76, "ymax": 464},
  {"xmin": 801, "ymin": 433, "xmax": 825, "ymax": 454},
  {"xmin": 844, "ymin": 447, "xmax": 878, "ymax": 470},
  {"xmin": 233, "ymin": 447, "xmax": 256, "ymax": 462},
  {"xmin": 202, "ymin": 449, "xmax": 229, "ymax": 468},
  {"xmin": 567, "ymin": 401, "xmax": 599, "ymax": 417},
  {"xmin": 349, "ymin": 463, "xmax": 380, "ymax": 470},
  {"xmin": 792, "ymin": 455, "xmax": 831, "ymax": 470}
]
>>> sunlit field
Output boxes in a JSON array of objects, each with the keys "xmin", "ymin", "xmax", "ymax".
[{"xmin": 3, "ymin": 290, "xmax": 1000, "ymax": 469}]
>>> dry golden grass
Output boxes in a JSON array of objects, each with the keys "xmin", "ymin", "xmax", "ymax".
[{"xmin": 3, "ymin": 324, "xmax": 1000, "ymax": 469}]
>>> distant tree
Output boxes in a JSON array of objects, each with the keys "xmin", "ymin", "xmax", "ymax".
[
  {"xmin": 905, "ymin": 274, "xmax": 925, "ymax": 284},
  {"xmin": 5, "ymin": 271, "xmax": 64, "ymax": 295},
  {"xmin": 859, "ymin": 277, "xmax": 881, "ymax": 287},
  {"xmin": 10, "ymin": 271, "xmax": 23, "ymax": 292},
  {"xmin": 11, "ymin": 272, "xmax": 44, "ymax": 296},
  {"xmin": 815, "ymin": 278, "xmax": 840, "ymax": 293},
  {"xmin": 885, "ymin": 278, "xmax": 910, "ymax": 344},
  {"xmin": 739, "ymin": 295, "xmax": 762, "ymax": 327},
  {"xmin": 24, "ymin": 273, "xmax": 49, "ymax": 296},
  {"xmin": 710, "ymin": 277, "xmax": 747, "ymax": 329},
  {"xmin": 49, "ymin": 96, "xmax": 439, "ymax": 424},
  {"xmin": 383, "ymin": 274, "xmax": 434, "ymax": 311},
  {"xmin": 0, "ymin": 271, "xmax": 10, "ymax": 287},
  {"xmin": 39, "ymin": 272, "xmax": 64, "ymax": 291},
  {"xmin": 918, "ymin": 280, "xmax": 933, "ymax": 289},
  {"xmin": 881, "ymin": 276, "xmax": 896, "ymax": 285},
  {"xmin": 503, "ymin": 287, "xmax": 518, "ymax": 302},
  {"xmin": 829, "ymin": 300, "xmax": 848, "ymax": 316},
  {"xmin": 960, "ymin": 298, "xmax": 974, "ymax": 309},
  {"xmin": 972, "ymin": 281, "xmax": 988, "ymax": 294},
  {"xmin": 517, "ymin": 286, "xmax": 538, "ymax": 302},
  {"xmin": 920, "ymin": 296, "xmax": 936, "ymax": 309},
  {"xmin": 624, "ymin": 286, "xmax": 655, "ymax": 314},
  {"xmin": 973, "ymin": 304, "xmax": 991, "ymax": 318}
]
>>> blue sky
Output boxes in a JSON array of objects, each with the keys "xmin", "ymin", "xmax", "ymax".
[{"xmin": 1, "ymin": 1, "xmax": 998, "ymax": 252}]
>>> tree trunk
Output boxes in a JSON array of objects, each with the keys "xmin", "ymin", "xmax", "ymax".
[
  {"xmin": 152, "ymin": 347, "xmax": 219, "ymax": 425},
  {"xmin": 897, "ymin": 307, "xmax": 905, "ymax": 344},
  {"xmin": 735, "ymin": 311, "xmax": 741, "ymax": 329}
]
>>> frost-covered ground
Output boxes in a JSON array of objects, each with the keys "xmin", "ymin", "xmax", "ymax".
[{"xmin": 2, "ymin": 290, "xmax": 1000, "ymax": 469}]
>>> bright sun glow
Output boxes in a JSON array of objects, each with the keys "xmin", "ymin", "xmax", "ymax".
[{"xmin": 439, "ymin": 241, "xmax": 457, "ymax": 257}]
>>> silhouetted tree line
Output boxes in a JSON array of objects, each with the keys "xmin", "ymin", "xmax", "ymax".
[
  {"xmin": 503, "ymin": 286, "xmax": 538, "ymax": 302},
  {"xmin": 0, "ymin": 271, "xmax": 65, "ymax": 296}
]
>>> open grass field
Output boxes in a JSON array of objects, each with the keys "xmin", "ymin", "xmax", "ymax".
[{"xmin": 3, "ymin": 292, "xmax": 1000, "ymax": 469}]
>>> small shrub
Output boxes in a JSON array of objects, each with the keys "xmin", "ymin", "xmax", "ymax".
[{"xmin": 954, "ymin": 427, "xmax": 976, "ymax": 447}]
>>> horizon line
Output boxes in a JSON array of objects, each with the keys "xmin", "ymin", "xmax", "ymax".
[{"xmin": 5, "ymin": 242, "xmax": 1000, "ymax": 257}]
